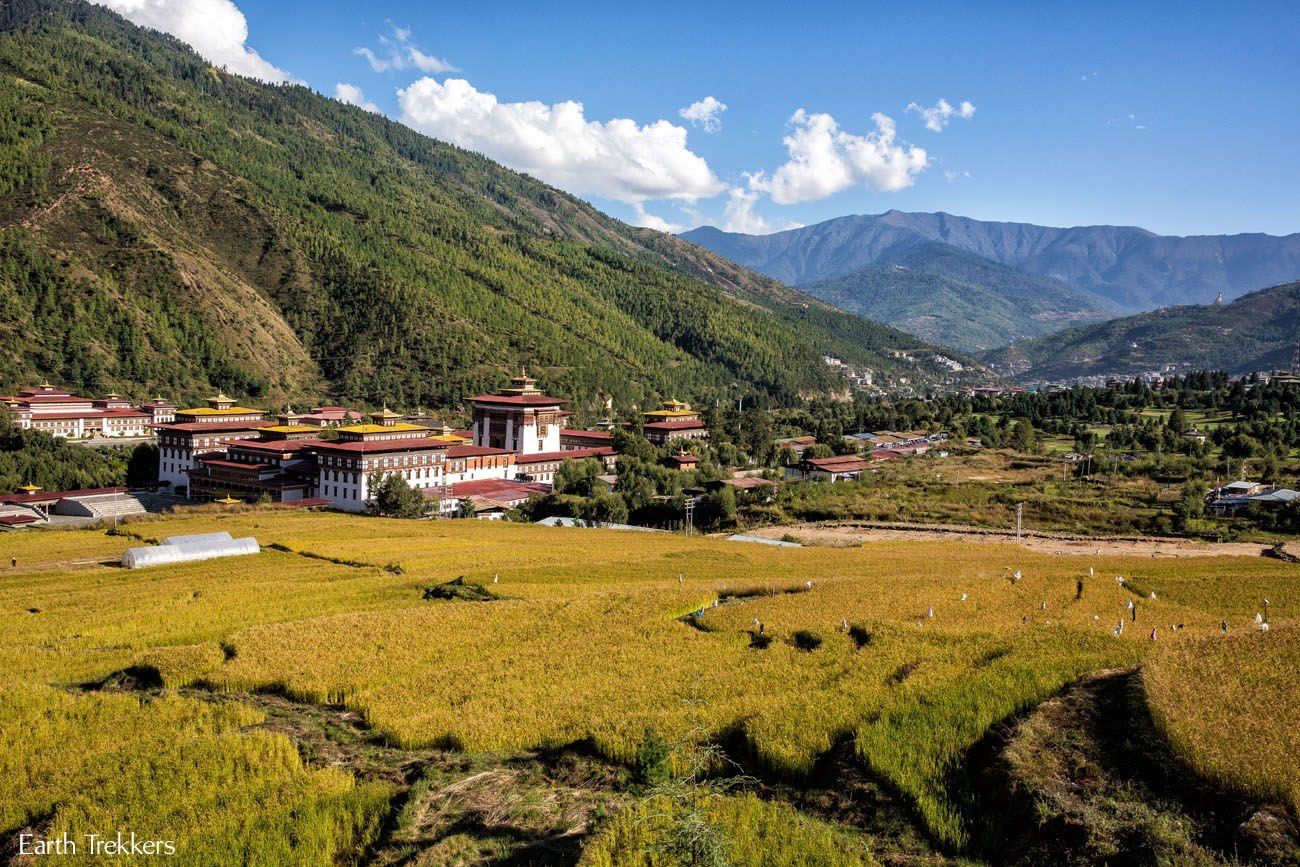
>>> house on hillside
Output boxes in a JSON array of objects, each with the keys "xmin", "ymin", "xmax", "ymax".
[
  {"xmin": 788, "ymin": 454, "xmax": 873, "ymax": 482},
  {"xmin": 640, "ymin": 400, "xmax": 709, "ymax": 446}
]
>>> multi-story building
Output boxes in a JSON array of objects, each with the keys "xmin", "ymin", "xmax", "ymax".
[
  {"xmin": 469, "ymin": 372, "xmax": 567, "ymax": 454},
  {"xmin": 640, "ymin": 399, "xmax": 709, "ymax": 446},
  {"xmin": 560, "ymin": 428, "xmax": 614, "ymax": 450},
  {"xmin": 154, "ymin": 394, "xmax": 272, "ymax": 492},
  {"xmin": 311, "ymin": 410, "xmax": 473, "ymax": 511},
  {"xmin": 3, "ymin": 385, "xmax": 155, "ymax": 438},
  {"xmin": 515, "ymin": 446, "xmax": 617, "ymax": 484},
  {"xmin": 187, "ymin": 411, "xmax": 323, "ymax": 503}
]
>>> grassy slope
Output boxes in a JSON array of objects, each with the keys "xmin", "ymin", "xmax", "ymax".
[
  {"xmin": 0, "ymin": 0, "xmax": 963, "ymax": 410},
  {"xmin": 986, "ymin": 281, "xmax": 1300, "ymax": 382}
]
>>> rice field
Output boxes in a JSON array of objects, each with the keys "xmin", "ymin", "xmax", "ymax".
[
  {"xmin": 1142, "ymin": 625, "xmax": 1300, "ymax": 814},
  {"xmin": 2, "ymin": 510, "xmax": 1297, "ymax": 862}
]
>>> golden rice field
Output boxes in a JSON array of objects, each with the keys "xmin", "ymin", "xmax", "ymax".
[
  {"xmin": 1142, "ymin": 625, "xmax": 1300, "ymax": 814},
  {"xmin": 2, "ymin": 510, "xmax": 1297, "ymax": 862}
]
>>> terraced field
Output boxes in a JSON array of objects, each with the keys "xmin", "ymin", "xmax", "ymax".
[{"xmin": 1, "ymin": 510, "xmax": 1297, "ymax": 864}]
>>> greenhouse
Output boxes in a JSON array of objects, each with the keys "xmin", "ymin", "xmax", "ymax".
[{"xmin": 122, "ymin": 532, "xmax": 260, "ymax": 569}]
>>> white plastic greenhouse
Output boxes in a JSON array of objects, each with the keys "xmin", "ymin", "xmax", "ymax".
[{"xmin": 122, "ymin": 531, "xmax": 260, "ymax": 569}]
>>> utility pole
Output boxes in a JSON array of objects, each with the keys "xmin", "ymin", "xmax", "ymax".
[
  {"xmin": 684, "ymin": 498, "xmax": 695, "ymax": 537},
  {"xmin": 1015, "ymin": 502, "xmax": 1024, "ymax": 543}
]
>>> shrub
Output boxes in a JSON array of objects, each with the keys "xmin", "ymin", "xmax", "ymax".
[{"xmin": 634, "ymin": 727, "xmax": 672, "ymax": 787}]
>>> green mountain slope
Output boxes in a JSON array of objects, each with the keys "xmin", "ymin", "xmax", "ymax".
[
  {"xmin": 799, "ymin": 243, "xmax": 1115, "ymax": 351},
  {"xmin": 0, "ymin": 0, "xmax": 967, "ymax": 412},
  {"xmin": 985, "ymin": 281, "xmax": 1300, "ymax": 382}
]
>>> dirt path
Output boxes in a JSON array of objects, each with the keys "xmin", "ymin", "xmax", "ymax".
[{"xmin": 748, "ymin": 521, "xmax": 1273, "ymax": 558}]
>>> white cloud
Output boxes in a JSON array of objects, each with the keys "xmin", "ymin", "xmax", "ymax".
[
  {"xmin": 92, "ymin": 0, "xmax": 290, "ymax": 82},
  {"xmin": 944, "ymin": 169, "xmax": 971, "ymax": 182},
  {"xmin": 334, "ymin": 83, "xmax": 380, "ymax": 114},
  {"xmin": 355, "ymin": 23, "xmax": 457, "ymax": 75},
  {"xmin": 397, "ymin": 77, "xmax": 726, "ymax": 205},
  {"xmin": 722, "ymin": 187, "xmax": 775, "ymax": 234},
  {"xmin": 747, "ymin": 109, "xmax": 928, "ymax": 205},
  {"xmin": 906, "ymin": 98, "xmax": 976, "ymax": 132},
  {"xmin": 630, "ymin": 203, "xmax": 685, "ymax": 233},
  {"xmin": 678, "ymin": 96, "xmax": 727, "ymax": 133}
]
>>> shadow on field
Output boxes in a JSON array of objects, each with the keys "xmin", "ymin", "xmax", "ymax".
[{"xmin": 970, "ymin": 668, "xmax": 1300, "ymax": 866}]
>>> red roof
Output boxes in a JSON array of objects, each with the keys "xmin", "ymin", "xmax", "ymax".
[
  {"xmin": 313, "ymin": 437, "xmax": 453, "ymax": 455},
  {"xmin": 153, "ymin": 421, "xmax": 274, "ymax": 434},
  {"xmin": 446, "ymin": 443, "xmax": 515, "ymax": 458},
  {"xmin": 24, "ymin": 411, "xmax": 104, "ymax": 421},
  {"xmin": 196, "ymin": 457, "xmax": 275, "ymax": 471},
  {"xmin": 806, "ymin": 455, "xmax": 872, "ymax": 472},
  {"xmin": 644, "ymin": 419, "xmax": 709, "ymax": 431},
  {"xmin": 668, "ymin": 454, "xmax": 699, "ymax": 465},
  {"xmin": 0, "ymin": 486, "xmax": 126, "ymax": 505},
  {"xmin": 102, "ymin": 408, "xmax": 151, "ymax": 419},
  {"xmin": 15, "ymin": 394, "xmax": 93, "ymax": 404},
  {"xmin": 286, "ymin": 497, "xmax": 333, "ymax": 508},
  {"xmin": 468, "ymin": 394, "xmax": 568, "ymax": 407},
  {"xmin": 516, "ymin": 447, "xmax": 616, "ymax": 464},
  {"xmin": 446, "ymin": 479, "xmax": 551, "ymax": 501},
  {"xmin": 227, "ymin": 438, "xmax": 319, "ymax": 453},
  {"xmin": 0, "ymin": 514, "xmax": 39, "ymax": 526},
  {"xmin": 561, "ymin": 428, "xmax": 613, "ymax": 441}
]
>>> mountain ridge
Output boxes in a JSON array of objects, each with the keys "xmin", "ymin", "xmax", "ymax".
[
  {"xmin": 681, "ymin": 210, "xmax": 1300, "ymax": 313},
  {"xmin": 798, "ymin": 242, "xmax": 1116, "ymax": 351},
  {"xmin": 984, "ymin": 280, "xmax": 1300, "ymax": 383}
]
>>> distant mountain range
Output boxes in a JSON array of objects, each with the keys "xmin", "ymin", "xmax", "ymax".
[
  {"xmin": 797, "ymin": 243, "xmax": 1116, "ymax": 352},
  {"xmin": 683, "ymin": 211, "xmax": 1300, "ymax": 312},
  {"xmin": 984, "ymin": 280, "xmax": 1300, "ymax": 382},
  {"xmin": 682, "ymin": 212, "xmax": 1300, "ymax": 355}
]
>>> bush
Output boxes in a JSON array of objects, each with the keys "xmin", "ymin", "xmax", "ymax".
[{"xmin": 634, "ymin": 727, "xmax": 672, "ymax": 786}]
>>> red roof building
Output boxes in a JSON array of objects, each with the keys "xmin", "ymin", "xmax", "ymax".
[
  {"xmin": 515, "ymin": 446, "xmax": 617, "ymax": 483},
  {"xmin": 560, "ymin": 428, "xmax": 614, "ymax": 449},
  {"xmin": 3, "ymin": 385, "xmax": 159, "ymax": 439},
  {"xmin": 468, "ymin": 372, "xmax": 567, "ymax": 455},
  {"xmin": 642, "ymin": 418, "xmax": 710, "ymax": 446}
]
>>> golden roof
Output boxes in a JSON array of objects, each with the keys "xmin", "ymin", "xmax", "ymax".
[{"xmin": 337, "ymin": 422, "xmax": 429, "ymax": 435}]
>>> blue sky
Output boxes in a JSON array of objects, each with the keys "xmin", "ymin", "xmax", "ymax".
[{"xmin": 99, "ymin": 0, "xmax": 1299, "ymax": 236}]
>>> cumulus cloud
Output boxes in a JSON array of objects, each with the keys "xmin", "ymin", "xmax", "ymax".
[
  {"xmin": 92, "ymin": 0, "xmax": 290, "ymax": 82},
  {"xmin": 397, "ymin": 77, "xmax": 726, "ymax": 205},
  {"xmin": 630, "ymin": 203, "xmax": 686, "ymax": 233},
  {"xmin": 722, "ymin": 187, "xmax": 776, "ymax": 234},
  {"xmin": 906, "ymin": 98, "xmax": 976, "ymax": 132},
  {"xmin": 678, "ymin": 96, "xmax": 727, "ymax": 133},
  {"xmin": 355, "ymin": 23, "xmax": 457, "ymax": 74},
  {"xmin": 747, "ymin": 110, "xmax": 928, "ymax": 205},
  {"xmin": 334, "ymin": 83, "xmax": 380, "ymax": 114}
]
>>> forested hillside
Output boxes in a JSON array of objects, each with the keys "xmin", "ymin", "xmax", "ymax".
[
  {"xmin": 986, "ymin": 281, "xmax": 1300, "ymax": 382},
  {"xmin": 0, "ymin": 0, "xmax": 965, "ymax": 413},
  {"xmin": 800, "ymin": 243, "xmax": 1114, "ymax": 351}
]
